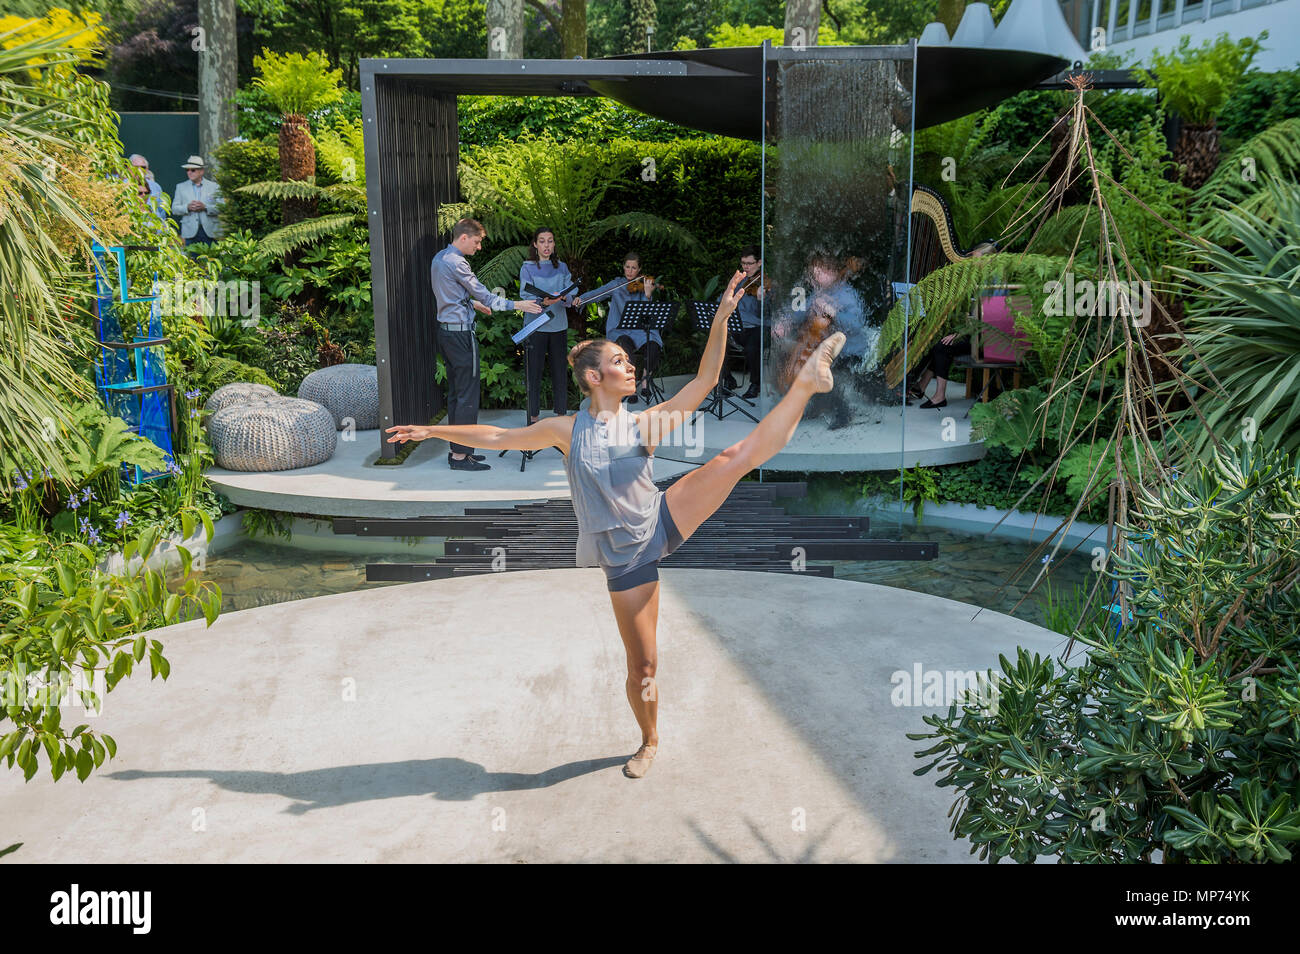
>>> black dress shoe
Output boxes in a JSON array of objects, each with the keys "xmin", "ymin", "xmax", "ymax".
[
  {"xmin": 448, "ymin": 452, "xmax": 486, "ymax": 462},
  {"xmin": 741, "ymin": 385, "xmax": 760, "ymax": 400},
  {"xmin": 919, "ymin": 398, "xmax": 948, "ymax": 409},
  {"xmin": 449, "ymin": 455, "xmax": 490, "ymax": 471},
  {"xmin": 723, "ymin": 376, "xmax": 739, "ymax": 390}
]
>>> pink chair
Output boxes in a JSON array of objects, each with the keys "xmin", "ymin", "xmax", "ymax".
[{"xmin": 955, "ymin": 291, "xmax": 1031, "ymax": 402}]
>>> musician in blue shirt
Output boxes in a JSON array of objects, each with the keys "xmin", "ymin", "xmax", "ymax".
[
  {"xmin": 518, "ymin": 227, "xmax": 576, "ymax": 424},
  {"xmin": 574, "ymin": 251, "xmax": 660, "ymax": 404}
]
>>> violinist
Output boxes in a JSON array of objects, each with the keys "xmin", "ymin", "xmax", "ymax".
[
  {"xmin": 574, "ymin": 251, "xmax": 661, "ymax": 404},
  {"xmin": 719, "ymin": 245, "xmax": 766, "ymax": 399}
]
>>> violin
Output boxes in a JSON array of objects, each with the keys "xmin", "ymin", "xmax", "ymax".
[
  {"xmin": 740, "ymin": 271, "xmax": 770, "ymax": 298},
  {"xmin": 625, "ymin": 275, "xmax": 656, "ymax": 295}
]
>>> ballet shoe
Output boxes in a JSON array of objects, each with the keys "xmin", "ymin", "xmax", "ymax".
[
  {"xmin": 919, "ymin": 398, "xmax": 948, "ymax": 409},
  {"xmin": 623, "ymin": 742, "xmax": 657, "ymax": 778},
  {"xmin": 798, "ymin": 331, "xmax": 846, "ymax": 394}
]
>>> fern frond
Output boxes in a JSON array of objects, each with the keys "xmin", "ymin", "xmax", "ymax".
[
  {"xmin": 257, "ymin": 214, "xmax": 356, "ymax": 257},
  {"xmin": 237, "ymin": 179, "xmax": 327, "ymax": 201},
  {"xmin": 1193, "ymin": 117, "xmax": 1300, "ymax": 242},
  {"xmin": 586, "ymin": 211, "xmax": 705, "ymax": 258},
  {"xmin": 320, "ymin": 182, "xmax": 366, "ymax": 211},
  {"xmin": 877, "ymin": 252, "xmax": 1069, "ymax": 385},
  {"xmin": 475, "ymin": 245, "xmax": 530, "ymax": 295}
]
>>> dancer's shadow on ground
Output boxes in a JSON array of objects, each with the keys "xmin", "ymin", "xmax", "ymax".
[{"xmin": 109, "ymin": 756, "xmax": 625, "ymax": 814}]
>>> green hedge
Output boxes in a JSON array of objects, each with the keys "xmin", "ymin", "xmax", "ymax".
[
  {"xmin": 211, "ymin": 138, "xmax": 280, "ymax": 236},
  {"xmin": 1218, "ymin": 67, "xmax": 1300, "ymax": 147}
]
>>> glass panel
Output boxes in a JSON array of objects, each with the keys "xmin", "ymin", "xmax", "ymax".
[{"xmin": 760, "ymin": 45, "xmax": 914, "ymax": 534}]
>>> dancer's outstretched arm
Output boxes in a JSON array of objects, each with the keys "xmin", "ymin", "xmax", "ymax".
[
  {"xmin": 386, "ymin": 416, "xmax": 571, "ymax": 454},
  {"xmin": 636, "ymin": 270, "xmax": 747, "ymax": 448}
]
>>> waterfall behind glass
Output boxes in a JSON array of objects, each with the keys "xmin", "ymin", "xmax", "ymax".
[{"xmin": 764, "ymin": 53, "xmax": 914, "ymax": 440}]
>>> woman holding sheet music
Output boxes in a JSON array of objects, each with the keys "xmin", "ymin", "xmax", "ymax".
[
  {"xmin": 574, "ymin": 251, "xmax": 661, "ymax": 405},
  {"xmin": 519, "ymin": 228, "xmax": 577, "ymax": 424}
]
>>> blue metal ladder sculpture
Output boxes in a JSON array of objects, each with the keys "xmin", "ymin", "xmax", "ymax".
[{"xmin": 90, "ymin": 242, "xmax": 177, "ymax": 485}]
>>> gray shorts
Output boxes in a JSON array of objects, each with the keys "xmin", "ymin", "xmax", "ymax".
[{"xmin": 604, "ymin": 494, "xmax": 684, "ymax": 592}]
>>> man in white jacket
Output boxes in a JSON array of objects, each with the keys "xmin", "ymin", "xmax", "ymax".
[{"xmin": 171, "ymin": 155, "xmax": 223, "ymax": 246}]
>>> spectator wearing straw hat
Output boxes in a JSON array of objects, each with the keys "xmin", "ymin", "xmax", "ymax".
[{"xmin": 172, "ymin": 155, "xmax": 223, "ymax": 246}]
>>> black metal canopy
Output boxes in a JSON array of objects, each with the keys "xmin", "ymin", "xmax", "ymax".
[{"xmin": 360, "ymin": 44, "xmax": 1069, "ymax": 141}]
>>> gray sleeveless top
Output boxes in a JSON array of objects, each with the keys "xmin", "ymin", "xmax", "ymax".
[{"xmin": 564, "ymin": 404, "xmax": 660, "ymax": 567}]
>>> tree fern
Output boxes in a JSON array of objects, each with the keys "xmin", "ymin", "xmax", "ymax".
[{"xmin": 1192, "ymin": 117, "xmax": 1300, "ymax": 243}]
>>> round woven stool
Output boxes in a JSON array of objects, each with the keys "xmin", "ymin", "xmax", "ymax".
[
  {"xmin": 298, "ymin": 364, "xmax": 379, "ymax": 430},
  {"xmin": 204, "ymin": 382, "xmax": 280, "ymax": 415},
  {"xmin": 207, "ymin": 397, "xmax": 338, "ymax": 471}
]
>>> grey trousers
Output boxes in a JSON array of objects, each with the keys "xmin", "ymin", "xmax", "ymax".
[{"xmin": 437, "ymin": 325, "xmax": 479, "ymax": 455}]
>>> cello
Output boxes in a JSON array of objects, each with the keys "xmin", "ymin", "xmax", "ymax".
[{"xmin": 776, "ymin": 255, "xmax": 863, "ymax": 391}]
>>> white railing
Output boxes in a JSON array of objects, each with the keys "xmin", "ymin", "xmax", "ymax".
[{"xmin": 1074, "ymin": 0, "xmax": 1280, "ymax": 46}]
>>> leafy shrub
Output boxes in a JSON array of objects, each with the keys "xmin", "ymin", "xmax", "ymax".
[
  {"xmin": 1218, "ymin": 68, "xmax": 1300, "ymax": 147},
  {"xmin": 1, "ymin": 512, "xmax": 222, "ymax": 782},
  {"xmin": 911, "ymin": 443, "xmax": 1300, "ymax": 863}
]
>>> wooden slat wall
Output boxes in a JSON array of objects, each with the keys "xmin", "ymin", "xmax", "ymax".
[{"xmin": 371, "ymin": 78, "xmax": 460, "ymax": 457}]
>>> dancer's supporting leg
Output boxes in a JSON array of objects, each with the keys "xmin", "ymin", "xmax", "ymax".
[
  {"xmin": 608, "ymin": 582, "xmax": 659, "ymax": 755},
  {"xmin": 664, "ymin": 331, "xmax": 846, "ymax": 541}
]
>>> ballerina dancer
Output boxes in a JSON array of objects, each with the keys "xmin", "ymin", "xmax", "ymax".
[{"xmin": 386, "ymin": 270, "xmax": 847, "ymax": 778}]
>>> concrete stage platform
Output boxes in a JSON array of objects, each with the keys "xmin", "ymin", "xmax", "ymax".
[
  {"xmin": 0, "ymin": 569, "xmax": 1065, "ymax": 863},
  {"xmin": 206, "ymin": 376, "xmax": 985, "ymax": 518}
]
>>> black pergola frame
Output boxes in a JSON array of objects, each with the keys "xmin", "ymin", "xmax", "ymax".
[{"xmin": 359, "ymin": 45, "xmax": 1070, "ymax": 460}]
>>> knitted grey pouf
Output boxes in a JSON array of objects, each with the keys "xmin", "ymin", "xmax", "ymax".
[
  {"xmin": 204, "ymin": 382, "xmax": 280, "ymax": 415},
  {"xmin": 298, "ymin": 364, "xmax": 379, "ymax": 431},
  {"xmin": 207, "ymin": 398, "xmax": 338, "ymax": 472}
]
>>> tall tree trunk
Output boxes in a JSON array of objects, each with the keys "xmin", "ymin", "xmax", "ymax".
[
  {"xmin": 196, "ymin": 0, "xmax": 237, "ymax": 161},
  {"xmin": 562, "ymin": 0, "xmax": 587, "ymax": 58},
  {"xmin": 487, "ymin": 0, "xmax": 525, "ymax": 58},
  {"xmin": 784, "ymin": 0, "xmax": 820, "ymax": 47}
]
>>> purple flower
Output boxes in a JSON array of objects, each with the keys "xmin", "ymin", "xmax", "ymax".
[
  {"xmin": 189, "ymin": 408, "xmax": 200, "ymax": 419},
  {"xmin": 87, "ymin": 528, "xmax": 101, "ymax": 545},
  {"xmin": 81, "ymin": 487, "xmax": 94, "ymax": 502},
  {"xmin": 79, "ymin": 516, "xmax": 90, "ymax": 532},
  {"xmin": 14, "ymin": 471, "xmax": 28, "ymax": 491},
  {"xmin": 186, "ymin": 388, "xmax": 201, "ymax": 400},
  {"xmin": 67, "ymin": 493, "xmax": 80, "ymax": 510},
  {"xmin": 41, "ymin": 467, "xmax": 51, "ymax": 479},
  {"xmin": 115, "ymin": 511, "xmax": 132, "ymax": 528},
  {"xmin": 1041, "ymin": 554, "xmax": 1053, "ymax": 566},
  {"xmin": 167, "ymin": 460, "xmax": 184, "ymax": 476}
]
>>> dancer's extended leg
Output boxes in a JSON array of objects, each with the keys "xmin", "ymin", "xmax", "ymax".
[{"xmin": 665, "ymin": 332, "xmax": 845, "ymax": 541}]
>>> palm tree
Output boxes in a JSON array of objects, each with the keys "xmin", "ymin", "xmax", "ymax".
[
  {"xmin": 251, "ymin": 50, "xmax": 343, "ymax": 226},
  {"xmin": 0, "ymin": 25, "xmax": 118, "ymax": 495}
]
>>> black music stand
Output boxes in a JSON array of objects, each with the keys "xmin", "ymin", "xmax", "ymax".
[
  {"xmin": 688, "ymin": 301, "xmax": 759, "ymax": 423},
  {"xmin": 499, "ymin": 311, "xmax": 553, "ymax": 472},
  {"xmin": 618, "ymin": 300, "xmax": 676, "ymax": 404}
]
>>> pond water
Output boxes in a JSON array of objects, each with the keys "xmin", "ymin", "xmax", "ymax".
[{"xmin": 196, "ymin": 524, "xmax": 1097, "ymax": 635}]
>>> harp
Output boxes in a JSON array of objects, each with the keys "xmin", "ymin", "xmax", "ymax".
[{"xmin": 884, "ymin": 184, "xmax": 993, "ymax": 387}]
